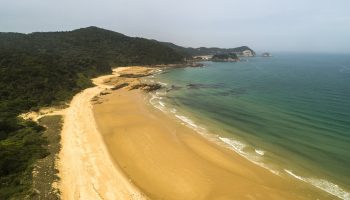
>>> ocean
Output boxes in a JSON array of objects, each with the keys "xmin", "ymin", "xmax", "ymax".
[{"xmin": 148, "ymin": 53, "xmax": 350, "ymax": 199}]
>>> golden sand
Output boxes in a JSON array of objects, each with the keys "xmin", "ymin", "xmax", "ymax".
[
  {"xmin": 58, "ymin": 67, "xmax": 146, "ymax": 200},
  {"xmin": 92, "ymin": 67, "xmax": 330, "ymax": 200}
]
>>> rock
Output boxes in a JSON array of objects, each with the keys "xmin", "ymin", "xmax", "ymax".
[
  {"xmin": 100, "ymin": 91, "xmax": 110, "ymax": 95},
  {"xmin": 187, "ymin": 62, "xmax": 204, "ymax": 67},
  {"xmin": 111, "ymin": 83, "xmax": 129, "ymax": 90},
  {"xmin": 119, "ymin": 73, "xmax": 150, "ymax": 78},
  {"xmin": 130, "ymin": 83, "xmax": 162, "ymax": 92}
]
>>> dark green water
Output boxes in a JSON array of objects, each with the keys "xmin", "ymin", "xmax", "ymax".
[{"xmin": 150, "ymin": 53, "xmax": 350, "ymax": 199}]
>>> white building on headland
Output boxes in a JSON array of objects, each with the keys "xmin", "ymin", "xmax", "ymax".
[
  {"xmin": 193, "ymin": 55, "xmax": 213, "ymax": 60},
  {"xmin": 241, "ymin": 50, "xmax": 254, "ymax": 57}
]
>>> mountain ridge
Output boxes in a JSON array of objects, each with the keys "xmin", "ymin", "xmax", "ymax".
[{"xmin": 1, "ymin": 26, "xmax": 255, "ymax": 57}]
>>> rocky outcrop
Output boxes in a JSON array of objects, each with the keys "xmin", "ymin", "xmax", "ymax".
[{"xmin": 130, "ymin": 83, "xmax": 162, "ymax": 92}]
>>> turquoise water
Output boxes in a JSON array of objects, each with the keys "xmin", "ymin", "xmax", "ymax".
[{"xmin": 150, "ymin": 53, "xmax": 350, "ymax": 199}]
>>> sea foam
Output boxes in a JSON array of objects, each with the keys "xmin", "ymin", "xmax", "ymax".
[
  {"xmin": 158, "ymin": 81, "xmax": 168, "ymax": 86},
  {"xmin": 158, "ymin": 101, "xmax": 165, "ymax": 107},
  {"xmin": 219, "ymin": 137, "xmax": 246, "ymax": 154},
  {"xmin": 149, "ymin": 94, "xmax": 166, "ymax": 112},
  {"xmin": 218, "ymin": 136, "xmax": 281, "ymax": 175},
  {"xmin": 255, "ymin": 149, "xmax": 265, "ymax": 156},
  {"xmin": 152, "ymin": 96, "xmax": 350, "ymax": 200},
  {"xmin": 147, "ymin": 77, "xmax": 350, "ymax": 200},
  {"xmin": 285, "ymin": 169, "xmax": 350, "ymax": 200},
  {"xmin": 174, "ymin": 114, "xmax": 209, "ymax": 135},
  {"xmin": 149, "ymin": 87, "xmax": 275, "ymax": 175}
]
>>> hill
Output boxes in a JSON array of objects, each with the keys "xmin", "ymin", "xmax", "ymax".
[
  {"xmin": 161, "ymin": 42, "xmax": 255, "ymax": 57},
  {"xmin": 0, "ymin": 26, "xmax": 186, "ymax": 108}
]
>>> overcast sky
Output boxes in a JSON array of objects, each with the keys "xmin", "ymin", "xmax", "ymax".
[{"xmin": 1, "ymin": 0, "xmax": 350, "ymax": 53}]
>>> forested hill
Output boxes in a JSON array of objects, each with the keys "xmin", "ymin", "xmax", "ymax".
[
  {"xmin": 0, "ymin": 26, "xmax": 185, "ymax": 199},
  {"xmin": 161, "ymin": 42, "xmax": 256, "ymax": 56},
  {"xmin": 1, "ymin": 26, "xmax": 185, "ymax": 71},
  {"xmin": 0, "ymin": 26, "xmax": 185, "ymax": 109}
]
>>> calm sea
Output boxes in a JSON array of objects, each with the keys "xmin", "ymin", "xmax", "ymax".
[{"xmin": 149, "ymin": 53, "xmax": 350, "ymax": 199}]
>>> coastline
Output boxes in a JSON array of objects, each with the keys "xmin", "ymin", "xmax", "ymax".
[
  {"xmin": 57, "ymin": 67, "xmax": 146, "ymax": 200},
  {"xmin": 92, "ymin": 66, "xmax": 332, "ymax": 199}
]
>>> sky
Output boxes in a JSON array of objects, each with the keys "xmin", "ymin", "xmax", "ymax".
[{"xmin": 1, "ymin": 0, "xmax": 350, "ymax": 53}]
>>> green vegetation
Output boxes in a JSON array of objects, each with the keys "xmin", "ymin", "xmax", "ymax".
[
  {"xmin": 0, "ymin": 119, "xmax": 47, "ymax": 199},
  {"xmin": 212, "ymin": 53, "xmax": 239, "ymax": 61},
  {"xmin": 32, "ymin": 115, "xmax": 63, "ymax": 200},
  {"xmin": 161, "ymin": 42, "xmax": 255, "ymax": 57},
  {"xmin": 0, "ymin": 26, "xmax": 185, "ymax": 199}
]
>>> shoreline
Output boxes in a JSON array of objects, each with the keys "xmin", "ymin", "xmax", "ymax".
[
  {"xmin": 148, "ymin": 65, "xmax": 350, "ymax": 200},
  {"xmin": 57, "ymin": 67, "xmax": 146, "ymax": 200},
  {"xmin": 92, "ymin": 66, "xmax": 332, "ymax": 199},
  {"xmin": 149, "ymin": 81, "xmax": 350, "ymax": 200}
]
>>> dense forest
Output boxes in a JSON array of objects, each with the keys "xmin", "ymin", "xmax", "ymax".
[
  {"xmin": 0, "ymin": 26, "xmax": 186, "ymax": 199},
  {"xmin": 212, "ymin": 53, "xmax": 239, "ymax": 61}
]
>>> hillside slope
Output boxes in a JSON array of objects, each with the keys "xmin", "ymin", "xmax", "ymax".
[{"xmin": 0, "ymin": 26, "xmax": 185, "ymax": 109}]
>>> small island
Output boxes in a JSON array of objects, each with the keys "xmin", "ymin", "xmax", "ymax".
[{"xmin": 262, "ymin": 52, "xmax": 272, "ymax": 57}]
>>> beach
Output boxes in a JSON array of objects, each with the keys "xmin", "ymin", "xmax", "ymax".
[
  {"xmin": 57, "ymin": 67, "xmax": 146, "ymax": 200},
  {"xmin": 89, "ymin": 67, "xmax": 332, "ymax": 199}
]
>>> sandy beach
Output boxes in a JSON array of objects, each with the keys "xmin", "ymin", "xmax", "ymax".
[
  {"xmin": 58, "ymin": 67, "xmax": 146, "ymax": 200},
  {"xmin": 90, "ymin": 67, "xmax": 331, "ymax": 200}
]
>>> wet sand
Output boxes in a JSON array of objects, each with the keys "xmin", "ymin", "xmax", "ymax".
[{"xmin": 92, "ymin": 67, "xmax": 330, "ymax": 200}]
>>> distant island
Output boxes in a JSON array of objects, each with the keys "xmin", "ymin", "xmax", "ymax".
[{"xmin": 262, "ymin": 52, "xmax": 272, "ymax": 57}]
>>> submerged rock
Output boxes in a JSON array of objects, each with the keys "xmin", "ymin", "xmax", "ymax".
[
  {"xmin": 187, "ymin": 83, "xmax": 224, "ymax": 89},
  {"xmin": 166, "ymin": 85, "xmax": 183, "ymax": 92}
]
